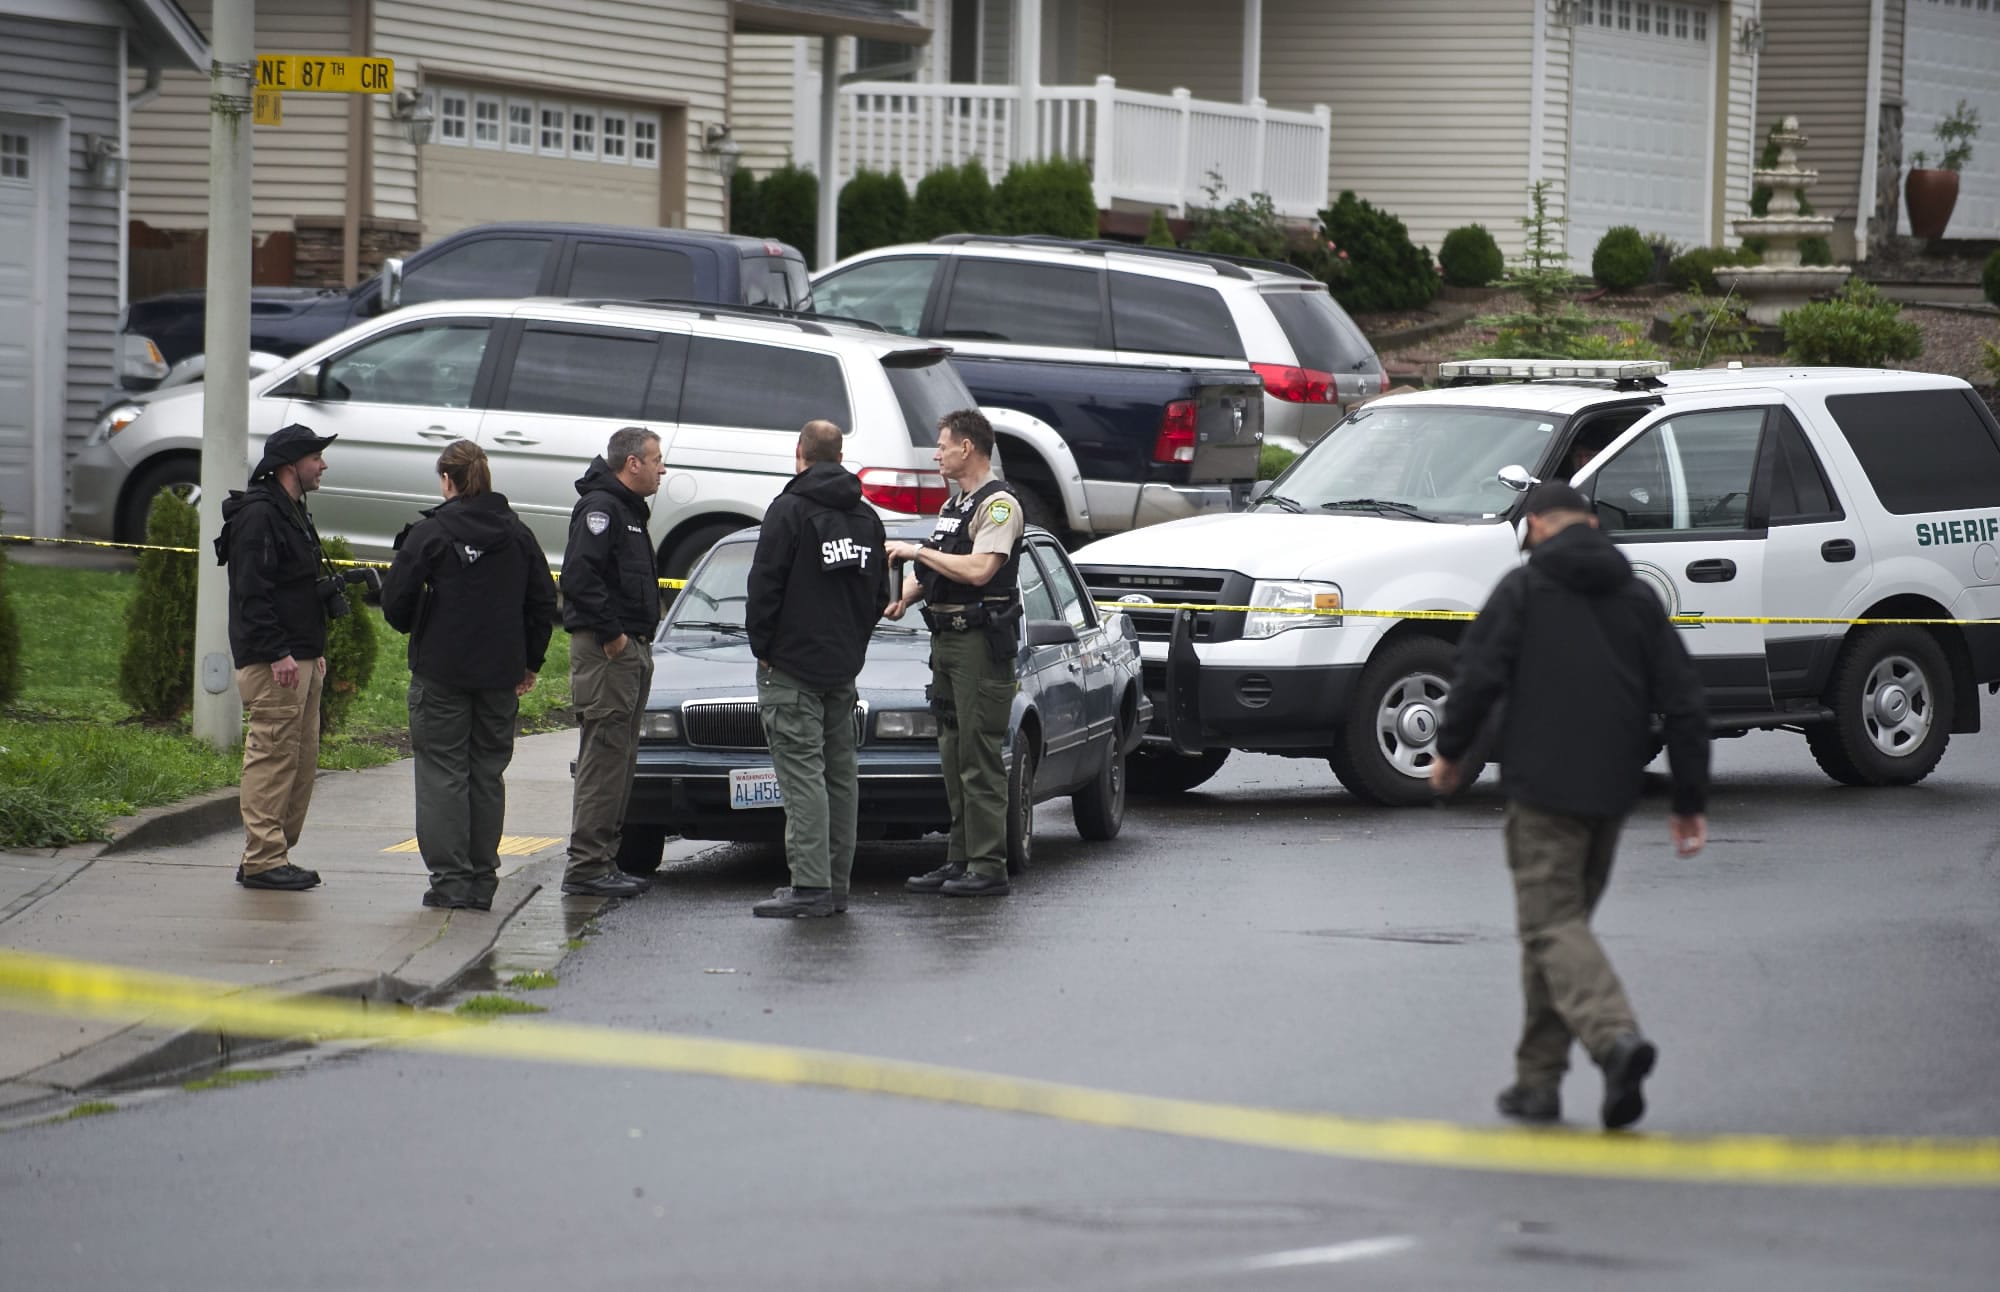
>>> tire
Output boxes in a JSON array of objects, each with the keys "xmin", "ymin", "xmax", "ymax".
[
  {"xmin": 1012, "ymin": 482, "xmax": 1064, "ymax": 542},
  {"xmin": 1329, "ymin": 635, "xmax": 1456, "ymax": 807},
  {"xmin": 1805, "ymin": 628, "xmax": 1953, "ymax": 787},
  {"xmin": 614, "ymin": 825, "xmax": 669, "ymax": 876},
  {"xmin": 1005, "ymin": 726, "xmax": 1035, "ymax": 876},
  {"xmin": 1071, "ymin": 738, "xmax": 1126, "ymax": 841},
  {"xmin": 660, "ymin": 521, "xmax": 746, "ymax": 582},
  {"xmin": 1128, "ymin": 747, "xmax": 1230, "ymax": 796},
  {"xmin": 118, "ymin": 455, "xmax": 202, "ymax": 544}
]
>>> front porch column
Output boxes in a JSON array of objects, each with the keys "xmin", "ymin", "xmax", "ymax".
[
  {"xmin": 1242, "ymin": 0, "xmax": 1262, "ymax": 105},
  {"xmin": 1015, "ymin": 0, "xmax": 1042, "ymax": 162},
  {"xmin": 817, "ymin": 33, "xmax": 839, "ymax": 269}
]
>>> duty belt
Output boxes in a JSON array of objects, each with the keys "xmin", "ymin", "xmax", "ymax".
[{"xmin": 923, "ymin": 600, "xmax": 1012, "ymax": 633}]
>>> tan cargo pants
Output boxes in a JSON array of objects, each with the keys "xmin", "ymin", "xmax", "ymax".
[
  {"xmin": 237, "ymin": 659, "xmax": 325, "ymax": 874},
  {"xmin": 565, "ymin": 630, "xmax": 653, "ymax": 881}
]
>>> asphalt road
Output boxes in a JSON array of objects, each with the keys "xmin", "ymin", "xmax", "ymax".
[{"xmin": 5, "ymin": 714, "xmax": 1999, "ymax": 1290}]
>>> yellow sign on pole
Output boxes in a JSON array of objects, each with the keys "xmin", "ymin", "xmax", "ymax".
[
  {"xmin": 253, "ymin": 89, "xmax": 283, "ymax": 126},
  {"xmin": 255, "ymin": 54, "xmax": 394, "ymax": 94}
]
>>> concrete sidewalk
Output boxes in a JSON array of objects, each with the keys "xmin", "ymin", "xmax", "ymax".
[{"xmin": 0, "ymin": 727, "xmax": 604, "ymax": 1115}]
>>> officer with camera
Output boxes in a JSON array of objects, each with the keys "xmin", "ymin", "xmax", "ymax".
[{"xmin": 216, "ymin": 423, "xmax": 360, "ymax": 892}]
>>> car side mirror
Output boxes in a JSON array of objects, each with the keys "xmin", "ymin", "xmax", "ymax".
[
  {"xmin": 1498, "ymin": 464, "xmax": 1538, "ymax": 493},
  {"xmin": 381, "ymin": 257, "xmax": 405, "ymax": 312},
  {"xmin": 1249, "ymin": 479, "xmax": 1274, "ymax": 501},
  {"xmin": 1025, "ymin": 619, "xmax": 1078, "ymax": 648}
]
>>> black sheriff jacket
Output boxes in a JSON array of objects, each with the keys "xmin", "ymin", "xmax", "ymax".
[
  {"xmin": 559, "ymin": 457, "xmax": 661, "ymax": 641},
  {"xmin": 1436, "ymin": 522, "xmax": 1710, "ymax": 818},
  {"xmin": 216, "ymin": 479, "xmax": 329, "ymax": 666},
  {"xmin": 381, "ymin": 492, "xmax": 558, "ymax": 691},
  {"xmin": 747, "ymin": 462, "xmax": 890, "ymax": 689}
]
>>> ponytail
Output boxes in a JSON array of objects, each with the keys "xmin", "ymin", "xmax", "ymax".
[{"xmin": 435, "ymin": 439, "xmax": 491, "ymax": 498}]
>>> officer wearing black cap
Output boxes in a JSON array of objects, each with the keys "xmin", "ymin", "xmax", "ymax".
[
  {"xmin": 1432, "ymin": 480, "xmax": 1710, "ymax": 1131},
  {"xmin": 214, "ymin": 423, "xmax": 340, "ymax": 892}
]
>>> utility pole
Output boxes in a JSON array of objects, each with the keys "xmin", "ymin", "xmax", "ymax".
[{"xmin": 192, "ymin": 0, "xmax": 253, "ymax": 750}]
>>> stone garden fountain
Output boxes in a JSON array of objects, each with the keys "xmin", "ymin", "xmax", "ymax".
[{"xmin": 1716, "ymin": 116, "xmax": 1852, "ymax": 323}]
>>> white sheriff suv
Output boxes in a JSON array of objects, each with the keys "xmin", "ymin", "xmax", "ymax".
[{"xmin": 1072, "ymin": 360, "xmax": 2000, "ymax": 805}]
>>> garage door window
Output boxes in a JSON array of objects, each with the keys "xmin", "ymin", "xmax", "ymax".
[
  {"xmin": 570, "ymin": 109, "xmax": 597, "ymax": 159},
  {"xmin": 538, "ymin": 105, "xmax": 566, "ymax": 156},
  {"xmin": 681, "ymin": 338, "xmax": 851, "ymax": 432},
  {"xmin": 502, "ymin": 326, "xmax": 661, "ymax": 420},
  {"xmin": 1579, "ymin": 1, "xmax": 1706, "ymax": 40},
  {"xmin": 437, "ymin": 91, "xmax": 468, "ymax": 144},
  {"xmin": 602, "ymin": 111, "xmax": 628, "ymax": 163},
  {"xmin": 472, "ymin": 97, "xmax": 502, "ymax": 149},
  {"xmin": 322, "ymin": 322, "xmax": 490, "ymax": 408},
  {"xmin": 633, "ymin": 115, "xmax": 660, "ymax": 167},
  {"xmin": 401, "ymin": 237, "xmax": 551, "ymax": 306},
  {"xmin": 505, "ymin": 100, "xmax": 534, "ymax": 152},
  {"xmin": 1, "ymin": 132, "xmax": 27, "ymax": 182}
]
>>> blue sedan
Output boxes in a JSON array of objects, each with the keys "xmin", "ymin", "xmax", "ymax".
[{"xmin": 615, "ymin": 524, "xmax": 1149, "ymax": 876}]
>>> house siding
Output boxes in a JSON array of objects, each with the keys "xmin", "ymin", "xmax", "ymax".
[
  {"xmin": 733, "ymin": 33, "xmax": 801, "ymax": 177},
  {"xmin": 1755, "ymin": 1, "xmax": 1871, "ymax": 256},
  {"xmin": 1104, "ymin": 0, "xmax": 1240, "ymax": 102},
  {"xmin": 0, "ymin": 14, "xmax": 123, "ymax": 527},
  {"xmin": 127, "ymin": 0, "xmax": 354, "ymax": 235},
  {"xmin": 372, "ymin": 0, "xmax": 729, "ymax": 232}
]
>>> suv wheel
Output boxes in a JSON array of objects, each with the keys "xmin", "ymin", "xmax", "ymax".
[
  {"xmin": 1329, "ymin": 635, "xmax": 1455, "ymax": 806},
  {"xmin": 661, "ymin": 521, "xmax": 745, "ymax": 582},
  {"xmin": 615, "ymin": 825, "xmax": 669, "ymax": 876},
  {"xmin": 1006, "ymin": 727, "xmax": 1035, "ymax": 875},
  {"xmin": 1128, "ymin": 748, "xmax": 1230, "ymax": 796},
  {"xmin": 118, "ymin": 456, "xmax": 201, "ymax": 544},
  {"xmin": 1806, "ymin": 628, "xmax": 1953, "ymax": 787}
]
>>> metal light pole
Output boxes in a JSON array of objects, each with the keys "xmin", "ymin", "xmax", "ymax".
[{"xmin": 192, "ymin": 0, "xmax": 254, "ymax": 750}]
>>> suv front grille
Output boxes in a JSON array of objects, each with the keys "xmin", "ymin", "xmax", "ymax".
[
  {"xmin": 1079, "ymin": 566, "xmax": 1241, "ymax": 642},
  {"xmin": 681, "ymin": 701, "xmax": 866, "ymax": 750}
]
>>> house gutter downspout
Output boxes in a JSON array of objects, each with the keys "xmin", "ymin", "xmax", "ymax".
[
  {"xmin": 1856, "ymin": 0, "xmax": 1886, "ymax": 260},
  {"xmin": 816, "ymin": 34, "xmax": 838, "ymax": 269},
  {"xmin": 129, "ymin": 60, "xmax": 163, "ymax": 110},
  {"xmin": 1241, "ymin": 0, "xmax": 1261, "ymax": 106}
]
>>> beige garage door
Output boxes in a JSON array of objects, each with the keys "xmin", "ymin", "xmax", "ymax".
[{"xmin": 421, "ymin": 86, "xmax": 670, "ymax": 237}]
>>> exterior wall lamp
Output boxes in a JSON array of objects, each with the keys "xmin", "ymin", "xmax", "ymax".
[
  {"xmin": 1737, "ymin": 16, "xmax": 1767, "ymax": 56},
  {"xmin": 1548, "ymin": 0, "xmax": 1579, "ymax": 28},
  {"xmin": 703, "ymin": 121, "xmax": 741, "ymax": 177},
  {"xmin": 83, "ymin": 133, "xmax": 126, "ymax": 190},
  {"xmin": 391, "ymin": 87, "xmax": 435, "ymax": 147}
]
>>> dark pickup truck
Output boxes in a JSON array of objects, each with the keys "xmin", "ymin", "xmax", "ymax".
[{"xmin": 113, "ymin": 222, "xmax": 812, "ymax": 396}]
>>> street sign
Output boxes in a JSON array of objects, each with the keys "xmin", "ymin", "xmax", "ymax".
[
  {"xmin": 253, "ymin": 89, "xmax": 283, "ymax": 126},
  {"xmin": 255, "ymin": 54, "xmax": 393, "ymax": 94}
]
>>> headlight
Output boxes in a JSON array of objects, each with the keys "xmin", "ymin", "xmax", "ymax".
[
  {"xmin": 119, "ymin": 334, "xmax": 169, "ymax": 383},
  {"xmin": 640, "ymin": 711, "xmax": 681, "ymax": 740},
  {"xmin": 89, "ymin": 403, "xmax": 146, "ymax": 446},
  {"xmin": 874, "ymin": 710, "xmax": 939, "ymax": 739},
  {"xmin": 1243, "ymin": 580, "xmax": 1343, "ymax": 639}
]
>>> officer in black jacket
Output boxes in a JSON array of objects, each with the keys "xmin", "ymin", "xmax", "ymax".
[
  {"xmin": 886, "ymin": 409, "xmax": 1026, "ymax": 898},
  {"xmin": 382, "ymin": 440, "xmax": 557, "ymax": 911},
  {"xmin": 1432, "ymin": 481, "xmax": 1710, "ymax": 1131},
  {"xmin": 214, "ymin": 423, "xmax": 338, "ymax": 892},
  {"xmin": 745, "ymin": 421, "xmax": 890, "ymax": 918},
  {"xmin": 558, "ymin": 426, "xmax": 666, "ymax": 898}
]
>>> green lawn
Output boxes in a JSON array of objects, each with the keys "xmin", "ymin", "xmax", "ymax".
[{"xmin": 0, "ymin": 559, "xmax": 574, "ymax": 846}]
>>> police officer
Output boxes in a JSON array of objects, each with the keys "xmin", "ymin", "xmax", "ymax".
[
  {"xmin": 747, "ymin": 420, "xmax": 891, "ymax": 918},
  {"xmin": 560, "ymin": 425, "xmax": 667, "ymax": 899},
  {"xmin": 214, "ymin": 423, "xmax": 339, "ymax": 892},
  {"xmin": 886, "ymin": 409, "xmax": 1025, "ymax": 898},
  {"xmin": 1432, "ymin": 482, "xmax": 1709, "ymax": 1130}
]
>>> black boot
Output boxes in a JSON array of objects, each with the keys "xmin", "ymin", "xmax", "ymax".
[
  {"xmin": 236, "ymin": 863, "xmax": 321, "ymax": 891},
  {"xmin": 1495, "ymin": 1084, "xmax": 1561, "ymax": 1124},
  {"xmin": 754, "ymin": 886, "xmax": 836, "ymax": 918},
  {"xmin": 1599, "ymin": 1033, "xmax": 1657, "ymax": 1130},
  {"xmin": 940, "ymin": 871, "xmax": 1010, "ymax": 898},
  {"xmin": 904, "ymin": 861, "xmax": 966, "ymax": 893}
]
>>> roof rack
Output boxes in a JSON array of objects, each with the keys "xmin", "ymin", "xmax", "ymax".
[
  {"xmin": 571, "ymin": 298, "xmax": 886, "ymax": 335},
  {"xmin": 1436, "ymin": 359, "xmax": 1670, "ymax": 392},
  {"xmin": 927, "ymin": 233, "xmax": 1317, "ymax": 282}
]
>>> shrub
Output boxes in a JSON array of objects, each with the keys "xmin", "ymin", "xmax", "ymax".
[
  {"xmin": 727, "ymin": 167, "xmax": 762, "ymax": 238},
  {"xmin": 992, "ymin": 157, "xmax": 1098, "ymax": 239},
  {"xmin": 1981, "ymin": 338, "xmax": 2000, "ymax": 384},
  {"xmin": 1591, "ymin": 225, "xmax": 1654, "ymax": 292},
  {"xmin": 1258, "ymin": 443, "xmax": 1298, "ymax": 481},
  {"xmin": 0, "ymin": 509, "xmax": 18, "ymax": 707},
  {"xmin": 1187, "ymin": 173, "xmax": 1288, "ymax": 261},
  {"xmin": 1666, "ymin": 294, "xmax": 1758, "ymax": 365},
  {"xmin": 1984, "ymin": 249, "xmax": 2000, "ymax": 308},
  {"xmin": 1318, "ymin": 190, "xmax": 1439, "ymax": 313},
  {"xmin": 1143, "ymin": 207, "xmax": 1177, "ymax": 248},
  {"xmin": 757, "ymin": 164, "xmax": 820, "ymax": 268},
  {"xmin": 1438, "ymin": 224, "xmax": 1504, "ymax": 287},
  {"xmin": 908, "ymin": 159, "xmax": 995, "ymax": 241},
  {"xmin": 837, "ymin": 168, "xmax": 911, "ymax": 260},
  {"xmin": 116, "ymin": 491, "xmax": 199, "ymax": 719},
  {"xmin": 1781, "ymin": 280, "xmax": 1924, "ymax": 367},
  {"xmin": 1668, "ymin": 245, "xmax": 1763, "ymax": 295},
  {"xmin": 318, "ymin": 536, "xmax": 379, "ymax": 734}
]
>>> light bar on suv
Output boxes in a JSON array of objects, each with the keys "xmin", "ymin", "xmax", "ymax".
[{"xmin": 1438, "ymin": 359, "xmax": 1671, "ymax": 383}]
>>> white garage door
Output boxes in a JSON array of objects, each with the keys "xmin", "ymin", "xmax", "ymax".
[
  {"xmin": 421, "ymin": 86, "xmax": 666, "ymax": 238},
  {"xmin": 0, "ymin": 120, "xmax": 45, "ymax": 528},
  {"xmin": 1902, "ymin": 0, "xmax": 2000, "ymax": 238},
  {"xmin": 1568, "ymin": 1, "xmax": 1716, "ymax": 264}
]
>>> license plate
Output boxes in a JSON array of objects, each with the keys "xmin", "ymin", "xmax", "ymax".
[{"xmin": 729, "ymin": 767, "xmax": 784, "ymax": 810}]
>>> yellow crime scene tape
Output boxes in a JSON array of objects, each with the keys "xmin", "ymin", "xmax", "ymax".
[{"xmin": 2, "ymin": 948, "xmax": 1996, "ymax": 1188}]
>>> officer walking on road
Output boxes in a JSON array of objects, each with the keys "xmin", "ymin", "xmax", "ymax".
[
  {"xmin": 747, "ymin": 421, "xmax": 891, "ymax": 918},
  {"xmin": 215, "ymin": 424, "xmax": 340, "ymax": 892},
  {"xmin": 1431, "ymin": 481, "xmax": 1709, "ymax": 1130},
  {"xmin": 886, "ymin": 409, "xmax": 1025, "ymax": 898},
  {"xmin": 381, "ymin": 440, "xmax": 557, "ymax": 911},
  {"xmin": 560, "ymin": 426, "xmax": 667, "ymax": 899}
]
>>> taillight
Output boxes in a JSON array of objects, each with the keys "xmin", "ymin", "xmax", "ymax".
[
  {"xmin": 1153, "ymin": 400, "xmax": 1198, "ymax": 464},
  {"xmin": 858, "ymin": 468, "xmax": 950, "ymax": 515},
  {"xmin": 1252, "ymin": 362, "xmax": 1337, "ymax": 403}
]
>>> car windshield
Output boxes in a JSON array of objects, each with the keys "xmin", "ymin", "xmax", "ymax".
[
  {"xmin": 666, "ymin": 540, "xmax": 928, "ymax": 636},
  {"xmin": 1264, "ymin": 403, "xmax": 1563, "ymax": 522}
]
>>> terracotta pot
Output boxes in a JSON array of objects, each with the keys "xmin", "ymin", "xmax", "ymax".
[{"xmin": 1905, "ymin": 168, "xmax": 1961, "ymax": 240}]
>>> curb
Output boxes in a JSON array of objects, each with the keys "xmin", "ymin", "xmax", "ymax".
[
  {"xmin": 95, "ymin": 785, "xmax": 244, "ymax": 857},
  {"xmin": 1366, "ymin": 305, "xmax": 1484, "ymax": 353}
]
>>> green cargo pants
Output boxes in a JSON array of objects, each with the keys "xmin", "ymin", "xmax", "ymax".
[
  {"xmin": 930, "ymin": 627, "xmax": 1016, "ymax": 880},
  {"xmin": 1504, "ymin": 800, "xmax": 1640, "ymax": 1088},
  {"xmin": 408, "ymin": 674, "xmax": 518, "ymax": 905},
  {"xmin": 566, "ymin": 630, "xmax": 654, "ymax": 882},
  {"xmin": 757, "ymin": 663, "xmax": 859, "ymax": 894}
]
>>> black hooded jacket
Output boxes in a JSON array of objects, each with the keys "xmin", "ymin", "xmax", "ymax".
[
  {"xmin": 1437, "ymin": 522, "xmax": 1710, "ymax": 818},
  {"xmin": 381, "ymin": 492, "xmax": 557, "ymax": 691},
  {"xmin": 746, "ymin": 463, "xmax": 890, "ymax": 689},
  {"xmin": 216, "ymin": 479, "xmax": 329, "ymax": 666},
  {"xmin": 559, "ymin": 457, "xmax": 660, "ymax": 640}
]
